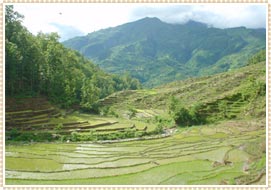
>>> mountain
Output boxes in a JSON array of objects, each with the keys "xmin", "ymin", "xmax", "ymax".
[
  {"xmin": 5, "ymin": 6, "xmax": 141, "ymax": 109},
  {"xmin": 97, "ymin": 61, "xmax": 266, "ymax": 124},
  {"xmin": 63, "ymin": 17, "xmax": 266, "ymax": 87}
]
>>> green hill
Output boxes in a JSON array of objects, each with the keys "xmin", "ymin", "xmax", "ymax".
[
  {"xmin": 5, "ymin": 6, "xmax": 266, "ymax": 186},
  {"xmin": 97, "ymin": 61, "xmax": 266, "ymax": 124},
  {"xmin": 63, "ymin": 17, "xmax": 266, "ymax": 87},
  {"xmin": 6, "ymin": 61, "xmax": 266, "ymax": 185},
  {"xmin": 5, "ymin": 6, "xmax": 141, "ymax": 110}
]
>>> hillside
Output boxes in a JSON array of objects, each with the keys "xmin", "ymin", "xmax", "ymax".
[
  {"xmin": 5, "ymin": 6, "xmax": 266, "ymax": 185},
  {"xmin": 5, "ymin": 6, "xmax": 141, "ymax": 110},
  {"xmin": 6, "ymin": 61, "xmax": 266, "ymax": 185},
  {"xmin": 97, "ymin": 61, "xmax": 266, "ymax": 124},
  {"xmin": 63, "ymin": 17, "xmax": 266, "ymax": 87}
]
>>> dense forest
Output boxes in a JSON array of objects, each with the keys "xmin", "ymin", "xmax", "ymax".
[
  {"xmin": 64, "ymin": 17, "xmax": 266, "ymax": 87},
  {"xmin": 5, "ymin": 6, "xmax": 141, "ymax": 109}
]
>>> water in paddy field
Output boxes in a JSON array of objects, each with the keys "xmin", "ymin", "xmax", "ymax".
[{"xmin": 6, "ymin": 120, "xmax": 266, "ymax": 185}]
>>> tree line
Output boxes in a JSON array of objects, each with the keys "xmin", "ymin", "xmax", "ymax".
[{"xmin": 5, "ymin": 6, "xmax": 141, "ymax": 109}]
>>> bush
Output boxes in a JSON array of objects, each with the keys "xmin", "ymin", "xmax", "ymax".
[
  {"xmin": 155, "ymin": 116, "xmax": 175, "ymax": 128},
  {"xmin": 14, "ymin": 132, "xmax": 33, "ymax": 141},
  {"xmin": 71, "ymin": 132, "xmax": 79, "ymax": 142},
  {"xmin": 54, "ymin": 123, "xmax": 63, "ymax": 132},
  {"xmin": 247, "ymin": 49, "xmax": 265, "ymax": 65},
  {"xmin": 173, "ymin": 106, "xmax": 193, "ymax": 126},
  {"xmin": 128, "ymin": 107, "xmax": 137, "ymax": 119},
  {"xmin": 35, "ymin": 132, "xmax": 53, "ymax": 142},
  {"xmin": 189, "ymin": 103, "xmax": 206, "ymax": 124},
  {"xmin": 153, "ymin": 125, "xmax": 163, "ymax": 134},
  {"xmin": 135, "ymin": 131, "xmax": 146, "ymax": 137},
  {"xmin": 9, "ymin": 128, "xmax": 20, "ymax": 140},
  {"xmin": 108, "ymin": 107, "xmax": 119, "ymax": 118},
  {"xmin": 60, "ymin": 135, "xmax": 68, "ymax": 142},
  {"xmin": 99, "ymin": 106, "xmax": 110, "ymax": 116},
  {"xmin": 77, "ymin": 132, "xmax": 97, "ymax": 141},
  {"xmin": 168, "ymin": 96, "xmax": 206, "ymax": 126},
  {"xmin": 123, "ymin": 128, "xmax": 136, "ymax": 138}
]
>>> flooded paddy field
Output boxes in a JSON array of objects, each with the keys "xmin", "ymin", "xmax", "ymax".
[{"xmin": 6, "ymin": 120, "xmax": 266, "ymax": 185}]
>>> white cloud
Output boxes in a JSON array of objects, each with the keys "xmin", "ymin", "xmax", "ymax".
[
  {"xmin": 14, "ymin": 4, "xmax": 137, "ymax": 35},
  {"xmin": 13, "ymin": 3, "xmax": 266, "ymax": 41},
  {"xmin": 49, "ymin": 23, "xmax": 84, "ymax": 41},
  {"xmin": 130, "ymin": 4, "xmax": 266, "ymax": 29}
]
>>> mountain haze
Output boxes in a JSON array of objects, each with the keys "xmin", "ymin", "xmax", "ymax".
[{"xmin": 63, "ymin": 17, "xmax": 266, "ymax": 87}]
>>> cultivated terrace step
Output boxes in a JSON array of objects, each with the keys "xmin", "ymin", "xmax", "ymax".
[
  {"xmin": 62, "ymin": 121, "xmax": 89, "ymax": 126},
  {"xmin": 7, "ymin": 107, "xmax": 56, "ymax": 115},
  {"xmin": 6, "ymin": 97, "xmax": 53, "ymax": 112},
  {"xmin": 6, "ymin": 118, "xmax": 50, "ymax": 128},
  {"xmin": 95, "ymin": 127, "xmax": 129, "ymax": 132},
  {"xmin": 6, "ymin": 114, "xmax": 49, "ymax": 123}
]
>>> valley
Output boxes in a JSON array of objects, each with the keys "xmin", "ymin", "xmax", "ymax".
[
  {"xmin": 6, "ymin": 62, "xmax": 266, "ymax": 185},
  {"xmin": 5, "ymin": 5, "xmax": 266, "ymax": 186}
]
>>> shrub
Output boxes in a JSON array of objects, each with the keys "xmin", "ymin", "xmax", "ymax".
[
  {"xmin": 153, "ymin": 125, "xmax": 163, "ymax": 134},
  {"xmin": 54, "ymin": 123, "xmax": 63, "ymax": 132},
  {"xmin": 99, "ymin": 106, "xmax": 110, "ymax": 116},
  {"xmin": 218, "ymin": 100, "xmax": 228, "ymax": 119},
  {"xmin": 155, "ymin": 116, "xmax": 175, "ymax": 128},
  {"xmin": 247, "ymin": 49, "xmax": 265, "ymax": 65},
  {"xmin": 60, "ymin": 135, "xmax": 68, "ymax": 142},
  {"xmin": 135, "ymin": 131, "xmax": 146, "ymax": 137},
  {"xmin": 14, "ymin": 132, "xmax": 34, "ymax": 141},
  {"xmin": 9, "ymin": 128, "xmax": 20, "ymax": 140},
  {"xmin": 108, "ymin": 107, "xmax": 119, "ymax": 118},
  {"xmin": 173, "ymin": 106, "xmax": 192, "ymax": 126},
  {"xmin": 128, "ymin": 107, "xmax": 137, "ymax": 119},
  {"xmin": 71, "ymin": 132, "xmax": 79, "ymax": 142},
  {"xmin": 168, "ymin": 96, "xmax": 206, "ymax": 126},
  {"xmin": 123, "ymin": 128, "xmax": 135, "ymax": 138},
  {"xmin": 97, "ymin": 134, "xmax": 108, "ymax": 141},
  {"xmin": 189, "ymin": 103, "xmax": 206, "ymax": 124},
  {"xmin": 35, "ymin": 132, "xmax": 53, "ymax": 142}
]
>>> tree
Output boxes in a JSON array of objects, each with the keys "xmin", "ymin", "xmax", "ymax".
[
  {"xmin": 248, "ymin": 49, "xmax": 266, "ymax": 65},
  {"xmin": 5, "ymin": 6, "xmax": 141, "ymax": 109},
  {"xmin": 173, "ymin": 106, "xmax": 192, "ymax": 126},
  {"xmin": 218, "ymin": 100, "xmax": 228, "ymax": 118},
  {"xmin": 168, "ymin": 96, "xmax": 206, "ymax": 126}
]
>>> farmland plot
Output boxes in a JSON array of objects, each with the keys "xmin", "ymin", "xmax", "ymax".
[{"xmin": 6, "ymin": 120, "xmax": 266, "ymax": 185}]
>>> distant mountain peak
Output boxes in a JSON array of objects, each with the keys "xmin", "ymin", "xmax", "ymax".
[
  {"xmin": 141, "ymin": 17, "xmax": 161, "ymax": 21},
  {"xmin": 134, "ymin": 17, "xmax": 162, "ymax": 24},
  {"xmin": 63, "ymin": 17, "xmax": 266, "ymax": 87}
]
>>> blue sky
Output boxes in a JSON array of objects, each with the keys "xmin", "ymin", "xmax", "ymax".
[{"xmin": 13, "ymin": 3, "xmax": 266, "ymax": 41}]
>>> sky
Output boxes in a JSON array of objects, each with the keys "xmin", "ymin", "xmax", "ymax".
[{"xmin": 13, "ymin": 3, "xmax": 266, "ymax": 41}]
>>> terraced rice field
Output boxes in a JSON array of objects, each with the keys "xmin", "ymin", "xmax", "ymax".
[
  {"xmin": 5, "ymin": 97, "xmax": 159, "ymax": 142},
  {"xmin": 6, "ymin": 120, "xmax": 266, "ymax": 185}
]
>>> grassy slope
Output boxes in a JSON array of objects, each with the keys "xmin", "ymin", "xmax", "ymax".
[
  {"xmin": 98, "ymin": 61, "xmax": 266, "ymax": 122},
  {"xmin": 6, "ymin": 62, "xmax": 266, "ymax": 185}
]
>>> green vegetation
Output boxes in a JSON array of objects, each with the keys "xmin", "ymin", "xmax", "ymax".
[
  {"xmin": 5, "ymin": 6, "xmax": 266, "ymax": 185},
  {"xmin": 6, "ymin": 120, "xmax": 265, "ymax": 185},
  {"xmin": 5, "ymin": 6, "xmax": 141, "ymax": 109},
  {"xmin": 95, "ymin": 61, "xmax": 266, "ymax": 125},
  {"xmin": 248, "ymin": 49, "xmax": 266, "ymax": 65},
  {"xmin": 6, "ymin": 60, "xmax": 266, "ymax": 185},
  {"xmin": 63, "ymin": 18, "xmax": 265, "ymax": 87},
  {"xmin": 168, "ymin": 97, "xmax": 205, "ymax": 126}
]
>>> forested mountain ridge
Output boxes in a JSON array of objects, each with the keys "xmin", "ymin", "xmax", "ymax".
[
  {"xmin": 63, "ymin": 17, "xmax": 266, "ymax": 87},
  {"xmin": 5, "ymin": 6, "xmax": 141, "ymax": 109}
]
